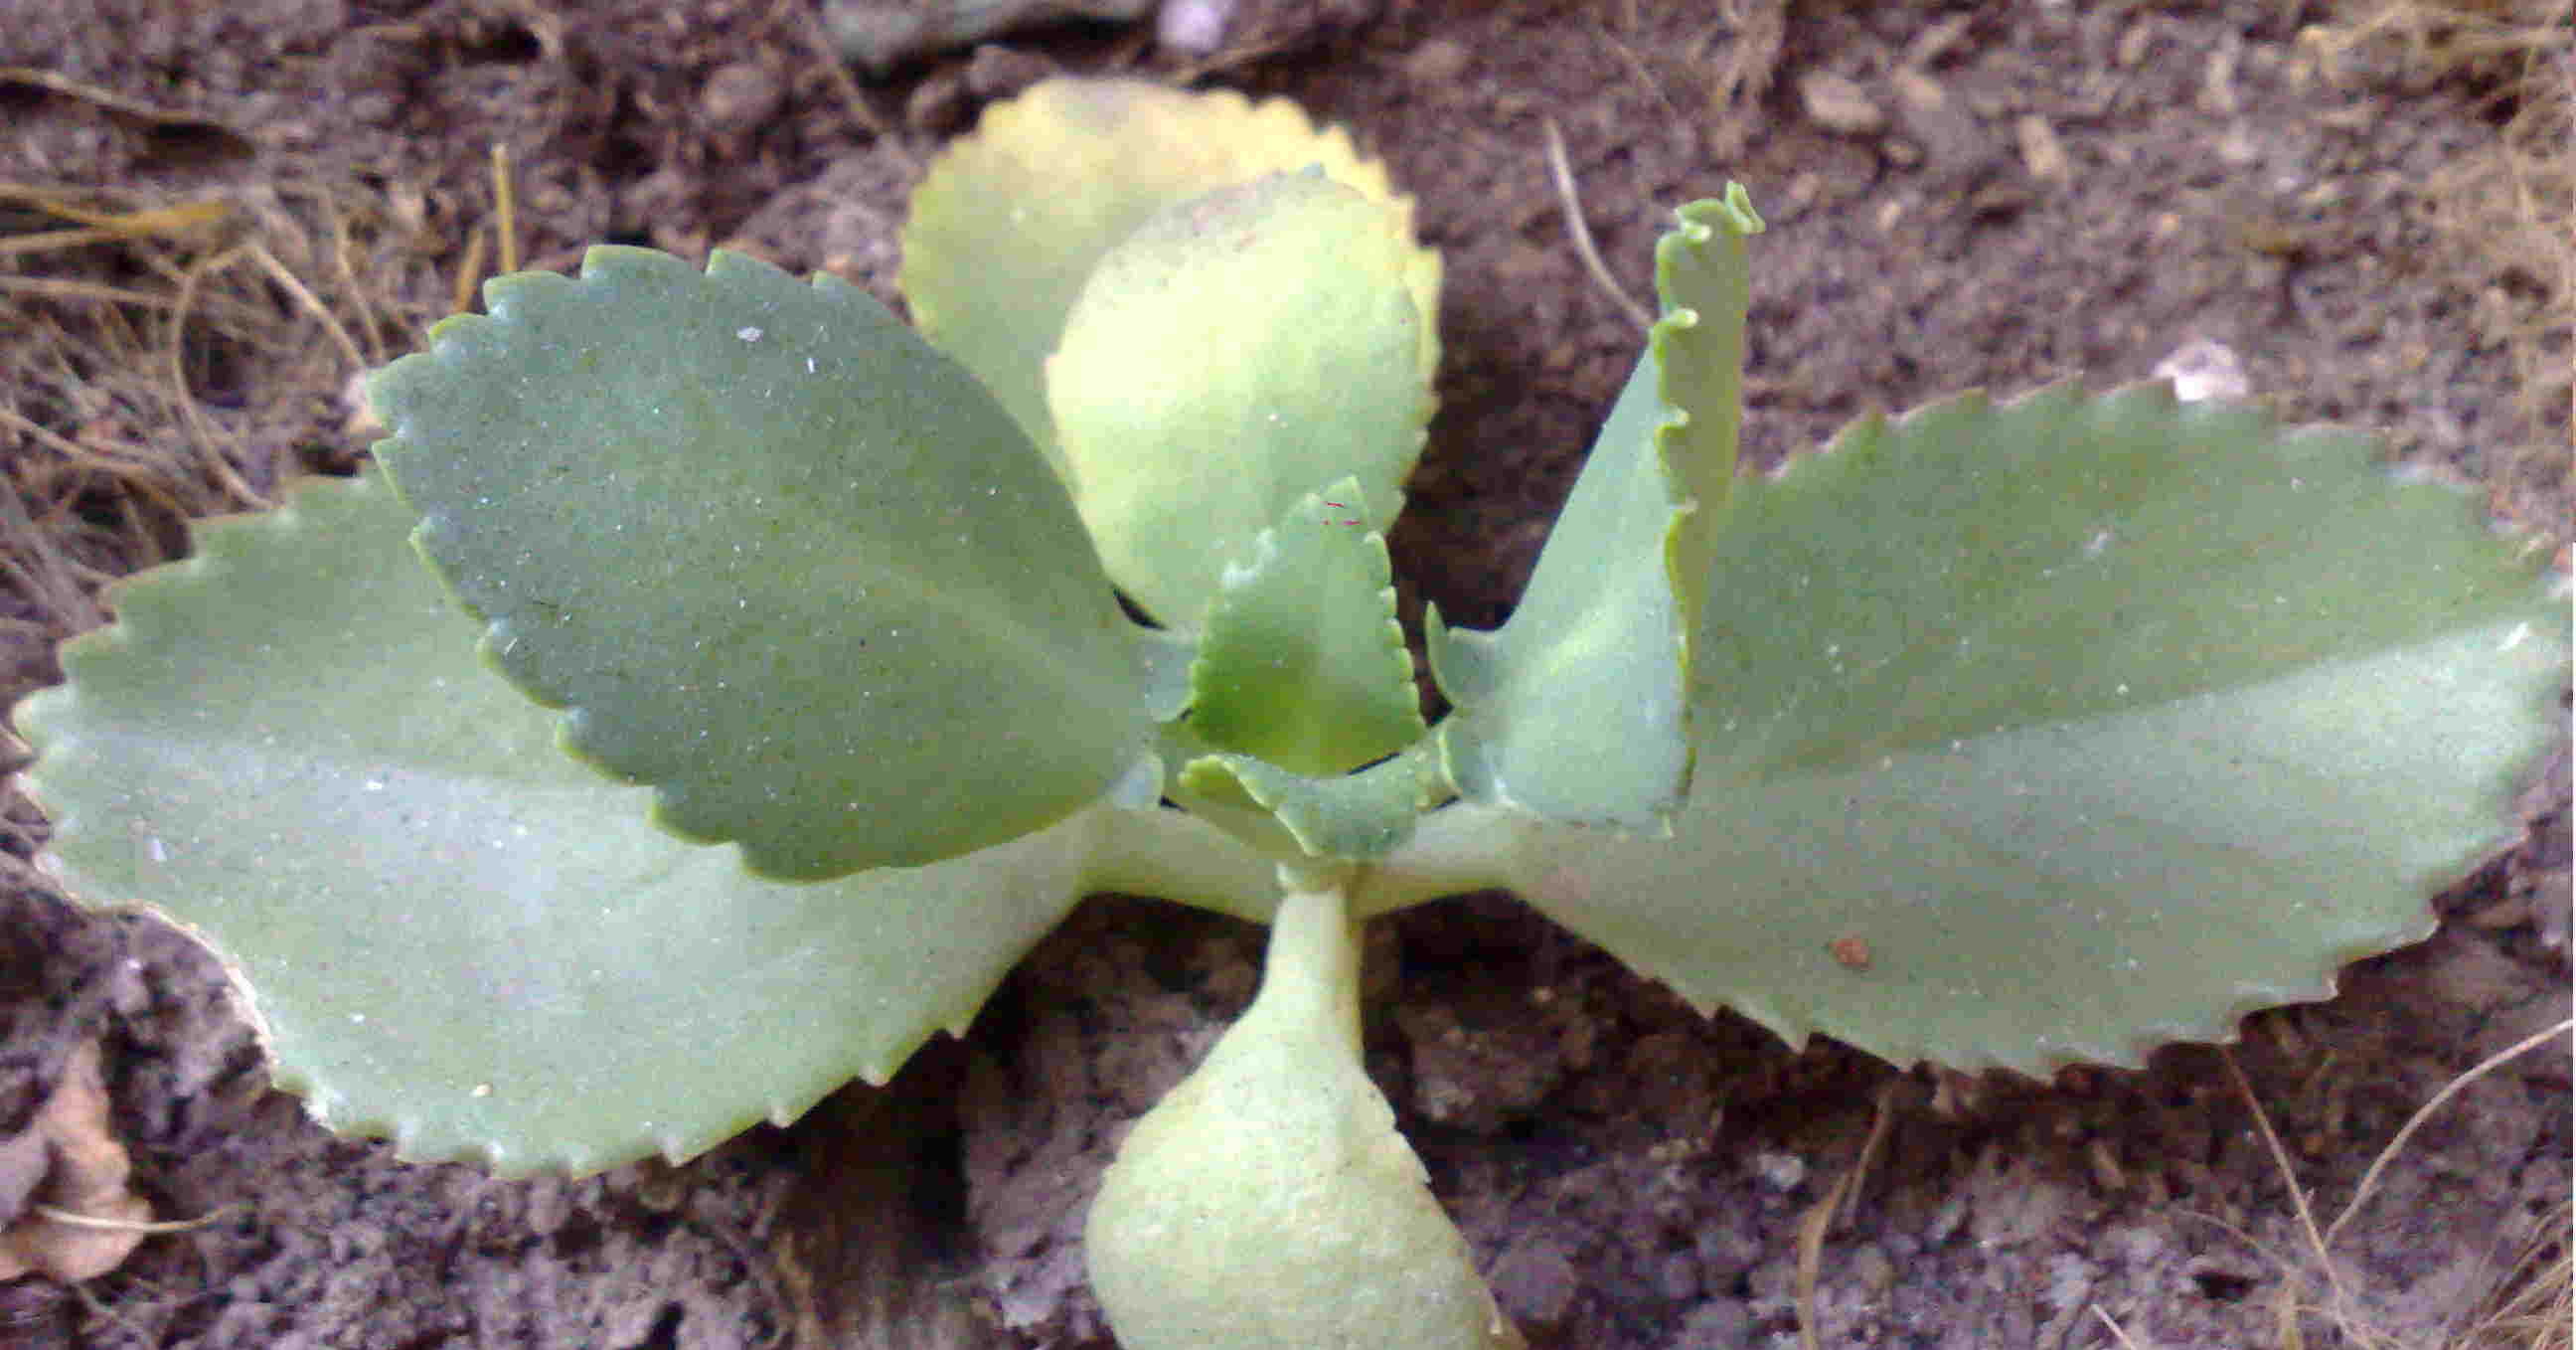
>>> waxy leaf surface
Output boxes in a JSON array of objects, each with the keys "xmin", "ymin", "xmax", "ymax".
[
  {"xmin": 371, "ymin": 248, "xmax": 1148, "ymax": 880},
  {"xmin": 1047, "ymin": 171, "xmax": 1432, "ymax": 623},
  {"xmin": 12, "ymin": 472, "xmax": 1274, "ymax": 1172},
  {"xmin": 1190, "ymin": 477, "xmax": 1422, "ymax": 777},
  {"xmin": 1502, "ymin": 383, "xmax": 2568, "ymax": 1071},
  {"xmin": 1177, "ymin": 749, "xmax": 1440, "ymax": 863},
  {"xmin": 1430, "ymin": 192, "xmax": 1760, "ymax": 828},
  {"xmin": 903, "ymin": 79, "xmax": 1437, "ymax": 485}
]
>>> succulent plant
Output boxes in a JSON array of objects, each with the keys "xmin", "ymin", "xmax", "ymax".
[{"xmin": 11, "ymin": 79, "xmax": 2564, "ymax": 1350}]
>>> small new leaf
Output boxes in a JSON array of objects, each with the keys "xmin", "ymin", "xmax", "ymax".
[
  {"xmin": 1430, "ymin": 192, "xmax": 1762, "ymax": 828},
  {"xmin": 904, "ymin": 79, "xmax": 1437, "ymax": 483},
  {"xmin": 1506, "ymin": 381, "xmax": 2569, "ymax": 1072},
  {"xmin": 1178, "ymin": 748, "xmax": 1440, "ymax": 863},
  {"xmin": 1047, "ymin": 171, "xmax": 1433, "ymax": 624},
  {"xmin": 1190, "ymin": 477, "xmax": 1424, "ymax": 776}
]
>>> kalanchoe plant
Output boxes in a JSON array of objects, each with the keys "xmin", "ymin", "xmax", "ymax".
[{"xmin": 11, "ymin": 79, "xmax": 2568, "ymax": 1349}]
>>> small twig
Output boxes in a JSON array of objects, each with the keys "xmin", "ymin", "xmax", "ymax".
[
  {"xmin": 0, "ymin": 66, "xmax": 212, "ymax": 126},
  {"xmin": 2219, "ymin": 1047, "xmax": 2358, "ymax": 1328},
  {"xmin": 1840, "ymin": 1076, "xmax": 1902, "ymax": 1226},
  {"xmin": 1792, "ymin": 1163, "xmax": 1853, "ymax": 1350},
  {"xmin": 1540, "ymin": 116, "xmax": 1651, "ymax": 331},
  {"xmin": 0, "ymin": 402, "xmax": 114, "ymax": 465},
  {"xmin": 68, "ymin": 1278, "xmax": 157, "ymax": 1346},
  {"xmin": 450, "ymin": 225, "xmax": 488, "ymax": 317},
  {"xmin": 0, "ymin": 466, "xmax": 97, "ymax": 630},
  {"xmin": 1593, "ymin": 23, "xmax": 1685, "ymax": 131},
  {"xmin": 163, "ymin": 246, "xmax": 269, "ymax": 509},
  {"xmin": 33, "ymin": 1202, "xmax": 239, "ymax": 1236},
  {"xmin": 0, "ymin": 274, "xmax": 182, "ymax": 308},
  {"xmin": 0, "ymin": 200, "xmax": 228, "ymax": 259},
  {"xmin": 491, "ymin": 142, "xmax": 520, "ymax": 276},
  {"xmin": 787, "ymin": 0, "xmax": 914, "ymax": 173},
  {"xmin": 245, "ymin": 243, "xmax": 367, "ymax": 381},
  {"xmin": 2089, "ymin": 1305, "xmax": 2146, "ymax": 1349}
]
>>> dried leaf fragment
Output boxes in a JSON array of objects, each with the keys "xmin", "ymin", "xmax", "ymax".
[{"xmin": 0, "ymin": 1041, "xmax": 151, "ymax": 1281}]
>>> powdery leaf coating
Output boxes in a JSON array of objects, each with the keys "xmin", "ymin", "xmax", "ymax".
[
  {"xmin": 1046, "ymin": 170, "xmax": 1431, "ymax": 625},
  {"xmin": 1501, "ymin": 381, "xmax": 2569, "ymax": 1072},
  {"xmin": 11, "ymin": 471, "xmax": 1195, "ymax": 1174},
  {"xmin": 904, "ymin": 78, "xmax": 1438, "ymax": 485},
  {"xmin": 372, "ymin": 247, "xmax": 1150, "ymax": 880}
]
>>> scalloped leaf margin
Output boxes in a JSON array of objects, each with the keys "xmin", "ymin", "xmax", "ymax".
[
  {"xmin": 1046, "ymin": 169, "xmax": 1434, "ymax": 625},
  {"xmin": 902, "ymin": 78, "xmax": 1440, "ymax": 487},
  {"xmin": 1428, "ymin": 190, "xmax": 1762, "ymax": 830},
  {"xmin": 1500, "ymin": 380, "xmax": 2569, "ymax": 1073},
  {"xmin": 11, "ymin": 468, "xmax": 1279, "ymax": 1175},
  {"xmin": 372, "ymin": 246, "xmax": 1151, "ymax": 881}
]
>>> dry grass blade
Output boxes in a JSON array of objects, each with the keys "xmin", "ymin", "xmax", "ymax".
[
  {"xmin": 1540, "ymin": 115, "xmax": 1651, "ymax": 331},
  {"xmin": 2307, "ymin": 0, "xmax": 2574, "ymax": 514},
  {"xmin": 2326, "ymin": 1016, "xmax": 2574, "ymax": 1250},
  {"xmin": 162, "ymin": 244, "xmax": 270, "ymax": 508},
  {"xmin": 1840, "ymin": 1077, "xmax": 1902, "ymax": 1226},
  {"xmin": 0, "ymin": 173, "xmax": 449, "ymax": 689},
  {"xmin": 2219, "ymin": 1016, "xmax": 2576, "ymax": 1350},
  {"xmin": 1792, "ymin": 1164, "xmax": 1853, "ymax": 1350},
  {"xmin": 451, "ymin": 226, "xmax": 489, "ymax": 317},
  {"xmin": 2456, "ymin": 1202, "xmax": 2571, "ymax": 1350},
  {"xmin": 0, "ymin": 65, "xmax": 225, "ymax": 128},
  {"xmin": 491, "ymin": 142, "xmax": 520, "ymax": 275},
  {"xmin": 0, "ymin": 469, "xmax": 97, "ymax": 634},
  {"xmin": 31, "ymin": 1203, "xmax": 238, "ymax": 1236},
  {"xmin": 1792, "ymin": 1083, "xmax": 1902, "ymax": 1350},
  {"xmin": 784, "ymin": 0, "xmax": 911, "ymax": 170},
  {"xmin": 2304, "ymin": 0, "xmax": 2572, "ymax": 74},
  {"xmin": 2220, "ymin": 1047, "xmax": 2363, "ymax": 1336},
  {"xmin": 0, "ymin": 200, "xmax": 230, "ymax": 259},
  {"xmin": 0, "ymin": 274, "xmax": 183, "ymax": 308},
  {"xmin": 245, "ymin": 244, "xmax": 367, "ymax": 382},
  {"xmin": 2090, "ymin": 1304, "xmax": 2148, "ymax": 1349},
  {"xmin": 1700, "ymin": 0, "xmax": 1786, "ymax": 159}
]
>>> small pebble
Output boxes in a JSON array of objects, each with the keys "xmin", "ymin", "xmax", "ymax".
[
  {"xmin": 1404, "ymin": 38, "xmax": 1473, "ymax": 84},
  {"xmin": 700, "ymin": 61, "xmax": 784, "ymax": 135},
  {"xmin": 1799, "ymin": 71, "xmax": 1885, "ymax": 135},
  {"xmin": 1158, "ymin": 0, "xmax": 1231, "ymax": 54},
  {"xmin": 1751, "ymin": 1150, "xmax": 1806, "ymax": 1191},
  {"xmin": 2153, "ymin": 339, "xmax": 2250, "ymax": 404},
  {"xmin": 2016, "ymin": 113, "xmax": 2069, "ymax": 182}
]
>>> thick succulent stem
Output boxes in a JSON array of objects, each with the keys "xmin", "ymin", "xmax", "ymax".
[
  {"xmin": 1084, "ymin": 872, "xmax": 1522, "ymax": 1350},
  {"xmin": 1252, "ymin": 867, "xmax": 1366, "ymax": 1050}
]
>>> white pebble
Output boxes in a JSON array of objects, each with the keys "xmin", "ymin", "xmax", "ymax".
[{"xmin": 1159, "ymin": 0, "xmax": 1231, "ymax": 55}]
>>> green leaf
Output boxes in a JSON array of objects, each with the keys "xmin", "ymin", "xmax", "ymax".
[
  {"xmin": 1177, "ymin": 747, "xmax": 1440, "ymax": 863},
  {"xmin": 1429, "ymin": 192, "xmax": 1761, "ymax": 828},
  {"xmin": 8, "ymin": 470, "xmax": 1245, "ymax": 1173},
  {"xmin": 1132, "ymin": 625, "xmax": 1201, "ymax": 723},
  {"xmin": 1086, "ymin": 881, "xmax": 1519, "ymax": 1350},
  {"xmin": 1500, "ymin": 382, "xmax": 2569, "ymax": 1071},
  {"xmin": 1190, "ymin": 477, "xmax": 1423, "ymax": 777},
  {"xmin": 1046, "ymin": 170, "xmax": 1433, "ymax": 624},
  {"xmin": 902, "ymin": 78, "xmax": 1438, "ymax": 485},
  {"xmin": 370, "ymin": 247, "xmax": 1149, "ymax": 881}
]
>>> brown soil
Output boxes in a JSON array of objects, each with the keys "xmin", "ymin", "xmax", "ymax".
[{"xmin": 0, "ymin": 2, "xmax": 2568, "ymax": 1348}]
